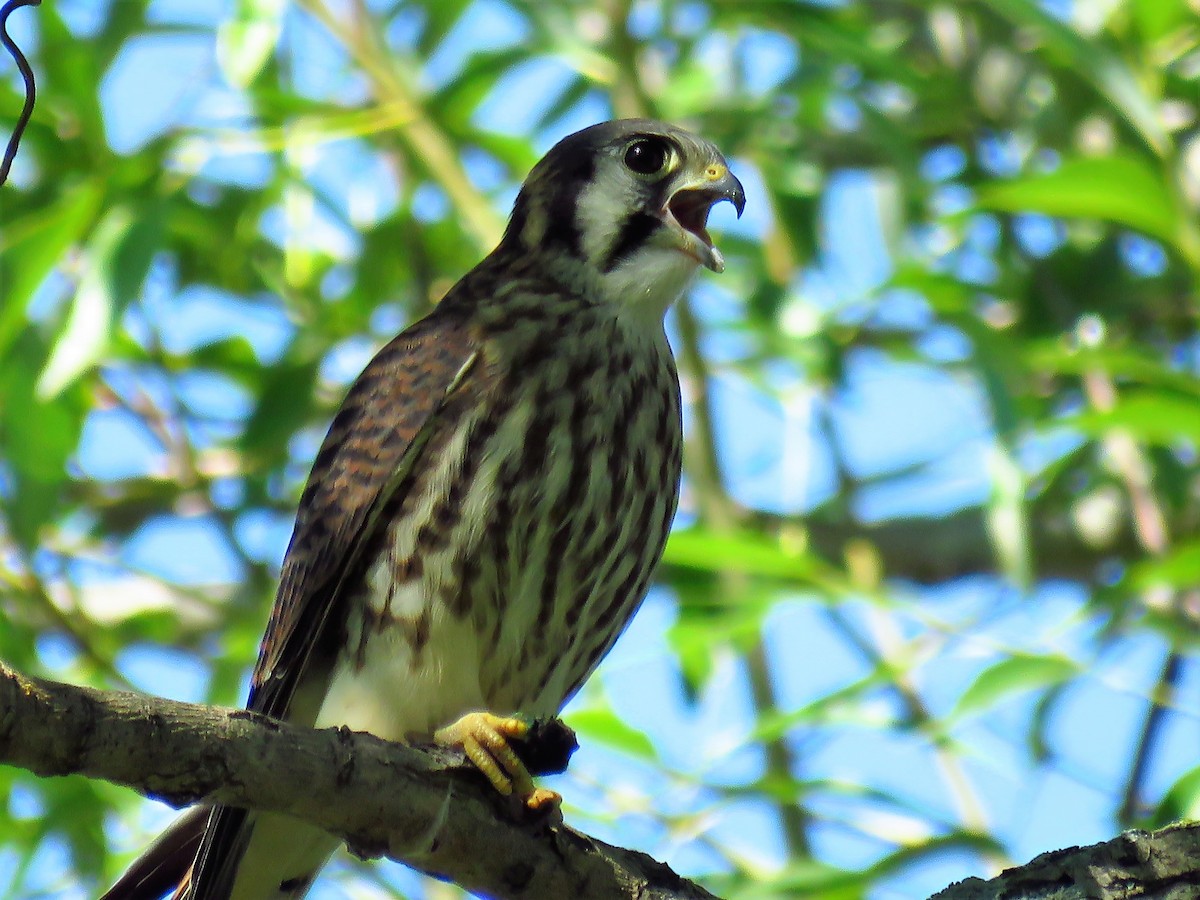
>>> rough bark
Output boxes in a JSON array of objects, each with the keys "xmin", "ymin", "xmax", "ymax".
[
  {"xmin": 6, "ymin": 660, "xmax": 1196, "ymax": 899},
  {"xmin": 0, "ymin": 661, "xmax": 715, "ymax": 900},
  {"xmin": 931, "ymin": 824, "xmax": 1200, "ymax": 899}
]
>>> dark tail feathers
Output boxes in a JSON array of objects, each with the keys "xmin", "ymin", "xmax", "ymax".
[{"xmin": 99, "ymin": 806, "xmax": 207, "ymax": 900}]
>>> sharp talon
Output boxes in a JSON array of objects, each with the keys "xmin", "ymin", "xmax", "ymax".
[
  {"xmin": 435, "ymin": 712, "xmax": 544, "ymax": 805},
  {"xmin": 522, "ymin": 788, "xmax": 563, "ymax": 826},
  {"xmin": 526, "ymin": 788, "xmax": 561, "ymax": 813}
]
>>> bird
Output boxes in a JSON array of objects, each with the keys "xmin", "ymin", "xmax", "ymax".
[{"xmin": 102, "ymin": 118, "xmax": 745, "ymax": 900}]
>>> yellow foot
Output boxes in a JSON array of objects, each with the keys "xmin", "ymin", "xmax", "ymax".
[{"xmin": 434, "ymin": 712, "xmax": 562, "ymax": 815}]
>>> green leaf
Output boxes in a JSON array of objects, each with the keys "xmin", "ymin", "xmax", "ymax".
[
  {"xmin": 217, "ymin": 0, "xmax": 285, "ymax": 88},
  {"xmin": 985, "ymin": 443, "xmax": 1031, "ymax": 588},
  {"xmin": 1151, "ymin": 764, "xmax": 1200, "ymax": 827},
  {"xmin": 987, "ymin": 0, "xmax": 1168, "ymax": 155},
  {"xmin": 1133, "ymin": 0, "xmax": 1189, "ymax": 40},
  {"xmin": 667, "ymin": 612, "xmax": 716, "ymax": 698},
  {"xmin": 975, "ymin": 155, "xmax": 1185, "ymax": 250},
  {"xmin": 739, "ymin": 862, "xmax": 865, "ymax": 899},
  {"xmin": 952, "ymin": 654, "xmax": 1078, "ymax": 719},
  {"xmin": 756, "ymin": 670, "xmax": 897, "ymax": 742},
  {"xmin": 240, "ymin": 356, "xmax": 319, "ymax": 464},
  {"xmin": 416, "ymin": 0, "xmax": 472, "ymax": 56},
  {"xmin": 567, "ymin": 708, "xmax": 657, "ymax": 761},
  {"xmin": 663, "ymin": 528, "xmax": 820, "ymax": 582},
  {"xmin": 36, "ymin": 208, "xmax": 132, "ymax": 398},
  {"xmin": 0, "ymin": 181, "xmax": 103, "ymax": 359},
  {"xmin": 1126, "ymin": 542, "xmax": 1200, "ymax": 593},
  {"xmin": 1025, "ymin": 342, "xmax": 1200, "ymax": 398},
  {"xmin": 0, "ymin": 334, "xmax": 85, "ymax": 546},
  {"xmin": 433, "ymin": 49, "xmax": 529, "ymax": 127},
  {"xmin": 1069, "ymin": 391, "xmax": 1200, "ymax": 446}
]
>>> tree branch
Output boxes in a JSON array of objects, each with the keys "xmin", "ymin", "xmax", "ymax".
[
  {"xmin": 0, "ymin": 661, "xmax": 715, "ymax": 900},
  {"xmin": 931, "ymin": 824, "xmax": 1200, "ymax": 899},
  {"xmin": 763, "ymin": 501, "xmax": 1142, "ymax": 586}
]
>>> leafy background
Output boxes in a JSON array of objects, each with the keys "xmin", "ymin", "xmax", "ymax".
[{"xmin": 2, "ymin": 0, "xmax": 1199, "ymax": 897}]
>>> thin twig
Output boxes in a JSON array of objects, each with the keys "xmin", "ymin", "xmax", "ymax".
[
  {"xmin": 1082, "ymin": 362, "xmax": 1180, "ymax": 822},
  {"xmin": 294, "ymin": 0, "xmax": 503, "ymax": 248},
  {"xmin": 1119, "ymin": 648, "xmax": 1184, "ymax": 825},
  {"xmin": 0, "ymin": 0, "xmax": 41, "ymax": 186}
]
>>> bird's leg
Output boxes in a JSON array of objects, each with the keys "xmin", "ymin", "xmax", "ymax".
[{"xmin": 434, "ymin": 712, "xmax": 562, "ymax": 814}]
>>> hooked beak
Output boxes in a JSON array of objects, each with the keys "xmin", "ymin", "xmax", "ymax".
[{"xmin": 663, "ymin": 164, "xmax": 746, "ymax": 273}]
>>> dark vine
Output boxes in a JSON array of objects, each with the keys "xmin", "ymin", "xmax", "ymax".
[{"xmin": 0, "ymin": 0, "xmax": 41, "ymax": 187}]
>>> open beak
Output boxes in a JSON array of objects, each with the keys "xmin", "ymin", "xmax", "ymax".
[{"xmin": 664, "ymin": 165, "xmax": 746, "ymax": 273}]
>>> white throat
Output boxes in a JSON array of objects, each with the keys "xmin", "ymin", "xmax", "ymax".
[{"xmin": 601, "ymin": 248, "xmax": 700, "ymax": 324}]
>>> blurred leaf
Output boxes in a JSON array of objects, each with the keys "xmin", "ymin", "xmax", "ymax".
[
  {"xmin": 1126, "ymin": 542, "xmax": 1200, "ymax": 593},
  {"xmin": 953, "ymin": 654, "xmax": 1078, "ymax": 719},
  {"xmin": 567, "ymin": 707, "xmax": 657, "ymax": 761},
  {"xmin": 239, "ymin": 356, "xmax": 319, "ymax": 464},
  {"xmin": 0, "ymin": 181, "xmax": 103, "ymax": 358},
  {"xmin": 1070, "ymin": 391, "xmax": 1200, "ymax": 446},
  {"xmin": 415, "ymin": 0, "xmax": 472, "ymax": 56},
  {"xmin": 988, "ymin": 0, "xmax": 1168, "ymax": 155},
  {"xmin": 667, "ymin": 610, "xmax": 716, "ymax": 698},
  {"xmin": 659, "ymin": 58, "xmax": 721, "ymax": 119},
  {"xmin": 0, "ymin": 335, "xmax": 85, "ymax": 546},
  {"xmin": 434, "ymin": 49, "xmax": 529, "ymax": 127},
  {"xmin": 985, "ymin": 443, "xmax": 1031, "ymax": 587},
  {"xmin": 217, "ymin": 0, "xmax": 285, "ymax": 88},
  {"xmin": 1132, "ymin": 0, "xmax": 1188, "ymax": 40},
  {"xmin": 1151, "ymin": 763, "xmax": 1200, "ymax": 827},
  {"xmin": 664, "ymin": 528, "xmax": 822, "ymax": 582},
  {"xmin": 189, "ymin": 336, "xmax": 266, "ymax": 373},
  {"xmin": 756, "ymin": 669, "xmax": 895, "ymax": 742},
  {"xmin": 36, "ymin": 205, "xmax": 158, "ymax": 398},
  {"xmin": 1025, "ymin": 342, "xmax": 1200, "ymax": 397},
  {"xmin": 37, "ymin": 777, "xmax": 123, "ymax": 883},
  {"xmin": 976, "ymin": 155, "xmax": 1185, "ymax": 251}
]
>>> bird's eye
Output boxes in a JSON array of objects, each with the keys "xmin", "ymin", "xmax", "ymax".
[{"xmin": 624, "ymin": 138, "xmax": 671, "ymax": 176}]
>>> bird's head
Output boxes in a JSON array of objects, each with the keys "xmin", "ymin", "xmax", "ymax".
[{"xmin": 502, "ymin": 119, "xmax": 745, "ymax": 316}]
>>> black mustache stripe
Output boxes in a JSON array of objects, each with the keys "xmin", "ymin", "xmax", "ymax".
[{"xmin": 600, "ymin": 211, "xmax": 662, "ymax": 273}]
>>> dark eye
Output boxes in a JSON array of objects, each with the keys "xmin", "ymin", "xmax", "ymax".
[{"xmin": 624, "ymin": 138, "xmax": 670, "ymax": 175}]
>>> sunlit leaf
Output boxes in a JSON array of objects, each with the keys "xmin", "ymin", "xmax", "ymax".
[
  {"xmin": 976, "ymin": 155, "xmax": 1185, "ymax": 250},
  {"xmin": 566, "ymin": 707, "xmax": 657, "ymax": 761},
  {"xmin": 988, "ymin": 0, "xmax": 1168, "ymax": 155},
  {"xmin": 1025, "ymin": 342, "xmax": 1200, "ymax": 397},
  {"xmin": 36, "ymin": 208, "xmax": 132, "ymax": 398},
  {"xmin": 953, "ymin": 654, "xmax": 1079, "ymax": 719},
  {"xmin": 1126, "ymin": 542, "xmax": 1200, "ymax": 593},
  {"xmin": 1069, "ymin": 392, "xmax": 1200, "ymax": 446},
  {"xmin": 217, "ymin": 0, "xmax": 285, "ymax": 88},
  {"xmin": 985, "ymin": 443, "xmax": 1031, "ymax": 587},
  {"xmin": 663, "ymin": 528, "xmax": 821, "ymax": 582},
  {"xmin": 1151, "ymin": 764, "xmax": 1200, "ymax": 827},
  {"xmin": 0, "ymin": 182, "xmax": 103, "ymax": 358},
  {"xmin": 1132, "ymin": 0, "xmax": 1189, "ymax": 40}
]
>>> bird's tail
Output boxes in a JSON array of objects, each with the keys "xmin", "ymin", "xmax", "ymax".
[
  {"xmin": 99, "ymin": 806, "xmax": 207, "ymax": 900},
  {"xmin": 104, "ymin": 803, "xmax": 340, "ymax": 900}
]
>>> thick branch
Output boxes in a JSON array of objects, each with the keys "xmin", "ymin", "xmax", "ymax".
[
  {"xmin": 931, "ymin": 824, "xmax": 1200, "ymax": 899},
  {"xmin": 770, "ymin": 503, "xmax": 1140, "ymax": 585},
  {"xmin": 0, "ymin": 662, "xmax": 715, "ymax": 900}
]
